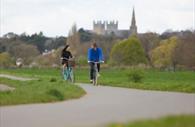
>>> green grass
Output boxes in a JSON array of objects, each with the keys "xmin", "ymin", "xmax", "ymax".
[
  {"xmin": 75, "ymin": 68, "xmax": 195, "ymax": 93},
  {"xmin": 1, "ymin": 67, "xmax": 195, "ymax": 95},
  {"xmin": 0, "ymin": 68, "xmax": 61, "ymax": 78},
  {"xmin": 0, "ymin": 68, "xmax": 86, "ymax": 106},
  {"xmin": 108, "ymin": 115, "xmax": 195, "ymax": 127}
]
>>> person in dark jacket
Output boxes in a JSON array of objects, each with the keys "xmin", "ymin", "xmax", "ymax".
[
  {"xmin": 61, "ymin": 45, "xmax": 72, "ymax": 67},
  {"xmin": 88, "ymin": 42, "xmax": 104, "ymax": 82}
]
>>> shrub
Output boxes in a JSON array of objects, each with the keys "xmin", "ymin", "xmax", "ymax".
[
  {"xmin": 0, "ymin": 52, "xmax": 13, "ymax": 67},
  {"xmin": 50, "ymin": 78, "xmax": 57, "ymax": 82},
  {"xmin": 127, "ymin": 68, "xmax": 145, "ymax": 83},
  {"xmin": 47, "ymin": 89, "xmax": 64, "ymax": 100}
]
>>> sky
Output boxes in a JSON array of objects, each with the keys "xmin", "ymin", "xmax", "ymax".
[{"xmin": 0, "ymin": 0, "xmax": 194, "ymax": 37}]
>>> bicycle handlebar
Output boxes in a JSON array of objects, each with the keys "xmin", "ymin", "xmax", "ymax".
[
  {"xmin": 61, "ymin": 57, "xmax": 68, "ymax": 60},
  {"xmin": 61, "ymin": 57, "xmax": 75, "ymax": 61},
  {"xmin": 88, "ymin": 61, "xmax": 104, "ymax": 63}
]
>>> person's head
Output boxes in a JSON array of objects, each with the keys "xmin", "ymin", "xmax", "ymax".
[{"xmin": 91, "ymin": 42, "xmax": 97, "ymax": 50}]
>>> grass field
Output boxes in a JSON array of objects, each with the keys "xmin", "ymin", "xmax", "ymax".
[
  {"xmin": 0, "ymin": 68, "xmax": 86, "ymax": 106},
  {"xmin": 75, "ymin": 68, "xmax": 195, "ymax": 93},
  {"xmin": 108, "ymin": 115, "xmax": 195, "ymax": 127},
  {"xmin": 1, "ymin": 67, "xmax": 195, "ymax": 94}
]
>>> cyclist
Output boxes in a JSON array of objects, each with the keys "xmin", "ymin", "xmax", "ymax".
[
  {"xmin": 87, "ymin": 42, "xmax": 104, "ymax": 83},
  {"xmin": 61, "ymin": 45, "xmax": 75, "ymax": 81},
  {"xmin": 61, "ymin": 45, "xmax": 73, "ymax": 67}
]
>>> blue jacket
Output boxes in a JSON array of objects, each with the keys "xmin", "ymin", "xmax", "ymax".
[{"xmin": 88, "ymin": 48, "xmax": 104, "ymax": 62}]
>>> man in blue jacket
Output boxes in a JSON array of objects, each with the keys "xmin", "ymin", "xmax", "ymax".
[{"xmin": 88, "ymin": 42, "xmax": 104, "ymax": 83}]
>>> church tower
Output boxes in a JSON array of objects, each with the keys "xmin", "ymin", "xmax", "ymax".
[{"xmin": 129, "ymin": 8, "xmax": 137, "ymax": 35}]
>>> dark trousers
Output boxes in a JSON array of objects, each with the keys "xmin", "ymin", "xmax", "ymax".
[{"xmin": 89, "ymin": 62, "xmax": 100, "ymax": 80}]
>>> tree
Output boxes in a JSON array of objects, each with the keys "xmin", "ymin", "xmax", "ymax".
[
  {"xmin": 67, "ymin": 23, "xmax": 80, "ymax": 56},
  {"xmin": 34, "ymin": 49, "xmax": 60, "ymax": 67},
  {"xmin": 138, "ymin": 32, "xmax": 160, "ymax": 66},
  {"xmin": 9, "ymin": 41, "xmax": 40, "ymax": 65},
  {"xmin": 0, "ymin": 52, "xmax": 13, "ymax": 67},
  {"xmin": 150, "ymin": 36, "xmax": 179, "ymax": 70},
  {"xmin": 110, "ymin": 36, "xmax": 147, "ymax": 65},
  {"xmin": 78, "ymin": 28, "xmax": 92, "ymax": 43},
  {"xmin": 28, "ymin": 33, "xmax": 47, "ymax": 52},
  {"xmin": 175, "ymin": 32, "xmax": 195, "ymax": 70}
]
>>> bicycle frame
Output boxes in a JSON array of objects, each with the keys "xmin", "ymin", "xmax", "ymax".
[
  {"xmin": 61, "ymin": 58, "xmax": 75, "ymax": 83},
  {"xmin": 93, "ymin": 62, "xmax": 98, "ymax": 86},
  {"xmin": 89, "ymin": 61, "xmax": 103, "ymax": 86},
  {"xmin": 62, "ymin": 66, "xmax": 74, "ymax": 83}
]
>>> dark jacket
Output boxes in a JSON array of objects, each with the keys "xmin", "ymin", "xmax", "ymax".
[{"xmin": 61, "ymin": 50, "xmax": 72, "ymax": 65}]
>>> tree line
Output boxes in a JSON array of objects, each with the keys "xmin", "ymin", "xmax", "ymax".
[
  {"xmin": 0, "ymin": 27, "xmax": 194, "ymax": 70},
  {"xmin": 0, "ymin": 32, "xmax": 66, "ymax": 66}
]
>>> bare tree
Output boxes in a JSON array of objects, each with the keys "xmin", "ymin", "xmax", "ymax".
[
  {"xmin": 175, "ymin": 32, "xmax": 195, "ymax": 70},
  {"xmin": 8, "ymin": 40, "xmax": 40, "ymax": 64},
  {"xmin": 139, "ymin": 32, "xmax": 160, "ymax": 67},
  {"xmin": 67, "ymin": 23, "xmax": 80, "ymax": 57}
]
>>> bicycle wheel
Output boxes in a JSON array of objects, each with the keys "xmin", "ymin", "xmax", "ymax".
[
  {"xmin": 93, "ymin": 79, "xmax": 96, "ymax": 86},
  {"xmin": 93, "ymin": 69, "xmax": 98, "ymax": 86},
  {"xmin": 61, "ymin": 67, "xmax": 64, "ymax": 78},
  {"xmin": 95, "ymin": 71, "xmax": 98, "ymax": 86},
  {"xmin": 63, "ymin": 68, "xmax": 68, "ymax": 80},
  {"xmin": 69, "ymin": 68, "xmax": 75, "ymax": 83}
]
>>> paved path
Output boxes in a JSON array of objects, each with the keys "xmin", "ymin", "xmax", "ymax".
[
  {"xmin": 1, "ymin": 83, "xmax": 195, "ymax": 127},
  {"xmin": 0, "ymin": 74, "xmax": 195, "ymax": 126},
  {"xmin": 0, "ymin": 74, "xmax": 35, "ymax": 81}
]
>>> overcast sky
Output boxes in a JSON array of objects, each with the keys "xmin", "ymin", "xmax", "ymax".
[{"xmin": 0, "ymin": 0, "xmax": 194, "ymax": 37}]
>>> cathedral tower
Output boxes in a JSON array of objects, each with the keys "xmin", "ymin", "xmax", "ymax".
[
  {"xmin": 93, "ymin": 21, "xmax": 105, "ymax": 35},
  {"xmin": 129, "ymin": 8, "xmax": 137, "ymax": 35}
]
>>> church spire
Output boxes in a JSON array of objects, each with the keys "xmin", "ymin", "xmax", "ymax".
[
  {"xmin": 131, "ymin": 8, "xmax": 136, "ymax": 26},
  {"xmin": 130, "ymin": 7, "xmax": 137, "ymax": 36}
]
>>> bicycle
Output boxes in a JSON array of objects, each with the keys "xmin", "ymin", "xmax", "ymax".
[
  {"xmin": 61, "ymin": 58, "xmax": 75, "ymax": 83},
  {"xmin": 88, "ymin": 61, "xmax": 104, "ymax": 86}
]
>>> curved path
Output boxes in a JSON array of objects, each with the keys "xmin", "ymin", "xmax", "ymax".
[
  {"xmin": 0, "ymin": 74, "xmax": 35, "ymax": 81},
  {"xmin": 0, "ymin": 75, "xmax": 195, "ymax": 127}
]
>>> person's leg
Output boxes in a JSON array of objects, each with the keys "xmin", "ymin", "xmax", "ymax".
[
  {"xmin": 90, "ymin": 62, "xmax": 94, "ymax": 80},
  {"xmin": 63, "ymin": 64, "xmax": 68, "ymax": 80},
  {"xmin": 97, "ymin": 63, "xmax": 100, "ymax": 72}
]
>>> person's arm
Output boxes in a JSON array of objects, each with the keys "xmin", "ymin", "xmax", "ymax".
[
  {"xmin": 88, "ymin": 48, "xmax": 92, "ymax": 61},
  {"xmin": 98, "ymin": 48, "xmax": 104, "ymax": 62}
]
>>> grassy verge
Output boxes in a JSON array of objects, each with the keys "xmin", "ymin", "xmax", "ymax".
[
  {"xmin": 0, "ymin": 68, "xmax": 61, "ymax": 78},
  {"xmin": 108, "ymin": 115, "xmax": 195, "ymax": 127},
  {"xmin": 1, "ymin": 67, "xmax": 195, "ymax": 93},
  {"xmin": 0, "ymin": 68, "xmax": 86, "ymax": 106},
  {"xmin": 75, "ymin": 68, "xmax": 195, "ymax": 93}
]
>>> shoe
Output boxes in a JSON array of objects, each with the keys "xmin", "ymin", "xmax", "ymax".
[{"xmin": 90, "ymin": 80, "xmax": 93, "ymax": 83}]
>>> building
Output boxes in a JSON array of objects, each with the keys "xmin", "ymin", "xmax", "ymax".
[{"xmin": 90, "ymin": 8, "xmax": 137, "ymax": 38}]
